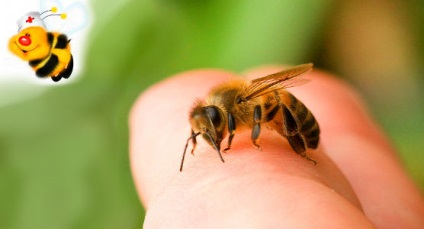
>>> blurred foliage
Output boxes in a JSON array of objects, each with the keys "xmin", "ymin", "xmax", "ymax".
[
  {"xmin": 1, "ymin": 0, "xmax": 423, "ymax": 228},
  {"xmin": 315, "ymin": 0, "xmax": 424, "ymax": 190}
]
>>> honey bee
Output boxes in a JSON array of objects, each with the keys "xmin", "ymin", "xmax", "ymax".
[
  {"xmin": 180, "ymin": 63, "xmax": 320, "ymax": 171},
  {"xmin": 8, "ymin": 8, "xmax": 73, "ymax": 82}
]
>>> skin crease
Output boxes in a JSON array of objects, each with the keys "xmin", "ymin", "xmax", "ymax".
[{"xmin": 129, "ymin": 66, "xmax": 424, "ymax": 228}]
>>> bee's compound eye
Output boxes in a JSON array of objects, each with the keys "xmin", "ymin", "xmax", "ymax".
[
  {"xmin": 205, "ymin": 106, "xmax": 222, "ymax": 127},
  {"xmin": 18, "ymin": 36, "xmax": 31, "ymax": 46}
]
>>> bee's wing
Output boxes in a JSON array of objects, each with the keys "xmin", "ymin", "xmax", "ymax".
[
  {"xmin": 240, "ymin": 63, "xmax": 313, "ymax": 102},
  {"xmin": 59, "ymin": 2, "xmax": 90, "ymax": 36},
  {"xmin": 41, "ymin": 0, "xmax": 90, "ymax": 36}
]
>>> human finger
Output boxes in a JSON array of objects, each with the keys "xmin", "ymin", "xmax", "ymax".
[{"xmin": 130, "ymin": 68, "xmax": 377, "ymax": 228}]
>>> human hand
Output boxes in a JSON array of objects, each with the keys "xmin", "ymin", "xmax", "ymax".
[{"xmin": 130, "ymin": 66, "xmax": 424, "ymax": 228}]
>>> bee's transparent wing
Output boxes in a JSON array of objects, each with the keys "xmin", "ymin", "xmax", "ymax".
[
  {"xmin": 240, "ymin": 63, "xmax": 313, "ymax": 102},
  {"xmin": 40, "ymin": 0, "xmax": 90, "ymax": 36}
]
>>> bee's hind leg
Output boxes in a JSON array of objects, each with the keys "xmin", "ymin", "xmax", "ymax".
[
  {"xmin": 51, "ymin": 56, "xmax": 73, "ymax": 82},
  {"xmin": 51, "ymin": 75, "xmax": 62, "ymax": 82},
  {"xmin": 251, "ymin": 105, "xmax": 262, "ymax": 150},
  {"xmin": 299, "ymin": 151, "xmax": 317, "ymax": 165},
  {"xmin": 58, "ymin": 55, "xmax": 74, "ymax": 80},
  {"xmin": 63, "ymin": 55, "xmax": 73, "ymax": 79}
]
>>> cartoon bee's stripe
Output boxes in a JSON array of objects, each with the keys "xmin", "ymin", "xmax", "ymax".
[
  {"xmin": 35, "ymin": 54, "xmax": 59, "ymax": 77},
  {"xmin": 29, "ymin": 33, "xmax": 56, "ymax": 68},
  {"xmin": 29, "ymin": 59, "xmax": 43, "ymax": 67},
  {"xmin": 55, "ymin": 34, "xmax": 69, "ymax": 49},
  {"xmin": 47, "ymin": 33, "xmax": 54, "ymax": 46}
]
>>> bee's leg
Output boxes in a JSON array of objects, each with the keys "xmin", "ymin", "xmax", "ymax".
[
  {"xmin": 223, "ymin": 113, "xmax": 236, "ymax": 153},
  {"xmin": 282, "ymin": 104, "xmax": 306, "ymax": 153},
  {"xmin": 282, "ymin": 105, "xmax": 299, "ymax": 137},
  {"xmin": 251, "ymin": 105, "xmax": 262, "ymax": 150},
  {"xmin": 300, "ymin": 151, "xmax": 317, "ymax": 165},
  {"xmin": 58, "ymin": 55, "xmax": 74, "ymax": 79},
  {"xmin": 190, "ymin": 131, "xmax": 197, "ymax": 155},
  {"xmin": 180, "ymin": 130, "xmax": 200, "ymax": 172},
  {"xmin": 281, "ymin": 105, "xmax": 316, "ymax": 164},
  {"xmin": 51, "ymin": 75, "xmax": 62, "ymax": 82}
]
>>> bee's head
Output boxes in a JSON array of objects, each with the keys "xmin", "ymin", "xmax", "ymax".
[
  {"xmin": 8, "ymin": 26, "xmax": 50, "ymax": 61},
  {"xmin": 189, "ymin": 102, "xmax": 226, "ymax": 150}
]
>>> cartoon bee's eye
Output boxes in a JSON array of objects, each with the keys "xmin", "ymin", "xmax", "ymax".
[{"xmin": 205, "ymin": 106, "xmax": 222, "ymax": 127}]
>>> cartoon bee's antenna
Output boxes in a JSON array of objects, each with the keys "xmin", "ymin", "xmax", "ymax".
[{"xmin": 40, "ymin": 7, "xmax": 67, "ymax": 20}]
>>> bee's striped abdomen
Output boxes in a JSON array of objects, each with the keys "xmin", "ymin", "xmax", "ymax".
[
  {"xmin": 263, "ymin": 91, "xmax": 320, "ymax": 158},
  {"xmin": 285, "ymin": 93, "xmax": 320, "ymax": 150}
]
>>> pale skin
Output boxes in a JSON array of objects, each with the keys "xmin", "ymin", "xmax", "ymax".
[{"xmin": 129, "ymin": 66, "xmax": 424, "ymax": 228}]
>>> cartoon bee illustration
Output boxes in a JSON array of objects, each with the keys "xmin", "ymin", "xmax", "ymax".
[
  {"xmin": 180, "ymin": 63, "xmax": 320, "ymax": 171},
  {"xmin": 9, "ymin": 7, "xmax": 73, "ymax": 82},
  {"xmin": 8, "ymin": 7, "xmax": 73, "ymax": 82}
]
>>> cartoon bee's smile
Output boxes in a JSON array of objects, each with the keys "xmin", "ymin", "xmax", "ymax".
[{"xmin": 14, "ymin": 42, "xmax": 39, "ymax": 54}]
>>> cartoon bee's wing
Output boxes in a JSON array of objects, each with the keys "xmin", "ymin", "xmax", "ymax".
[
  {"xmin": 59, "ymin": 2, "xmax": 89, "ymax": 35},
  {"xmin": 41, "ymin": 0, "xmax": 90, "ymax": 36},
  {"xmin": 240, "ymin": 63, "xmax": 313, "ymax": 102}
]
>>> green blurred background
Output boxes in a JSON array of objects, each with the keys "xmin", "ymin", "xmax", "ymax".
[{"xmin": 1, "ymin": 0, "xmax": 423, "ymax": 228}]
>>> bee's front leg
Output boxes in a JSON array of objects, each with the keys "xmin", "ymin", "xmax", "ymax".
[
  {"xmin": 252, "ymin": 105, "xmax": 262, "ymax": 150},
  {"xmin": 180, "ymin": 130, "xmax": 200, "ymax": 172},
  {"xmin": 190, "ymin": 130, "xmax": 197, "ymax": 155}
]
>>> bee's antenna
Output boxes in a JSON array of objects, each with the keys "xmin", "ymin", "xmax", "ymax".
[
  {"xmin": 180, "ymin": 132, "xmax": 200, "ymax": 172},
  {"xmin": 40, "ymin": 7, "xmax": 58, "ymax": 16},
  {"xmin": 41, "ymin": 13, "xmax": 67, "ymax": 20},
  {"xmin": 40, "ymin": 7, "xmax": 67, "ymax": 20}
]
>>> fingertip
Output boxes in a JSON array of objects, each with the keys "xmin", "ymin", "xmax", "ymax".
[
  {"xmin": 129, "ymin": 69, "xmax": 236, "ymax": 205},
  {"xmin": 129, "ymin": 65, "xmax": 364, "ymax": 208},
  {"xmin": 129, "ymin": 65, "xmax": 360, "ymax": 205},
  {"xmin": 130, "ymin": 65, "xmax": 424, "ymax": 229}
]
